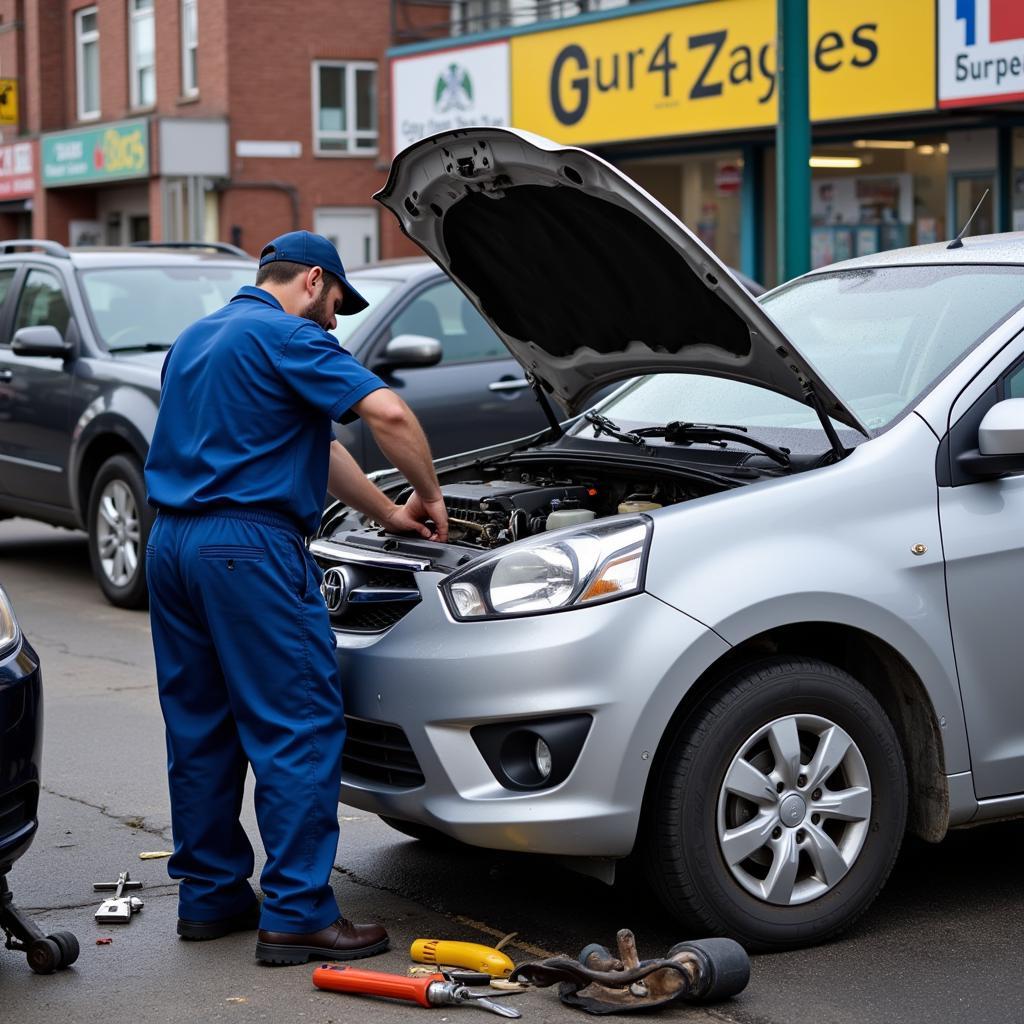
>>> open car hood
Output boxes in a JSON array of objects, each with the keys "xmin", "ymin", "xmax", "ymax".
[{"xmin": 375, "ymin": 127, "xmax": 864, "ymax": 432}]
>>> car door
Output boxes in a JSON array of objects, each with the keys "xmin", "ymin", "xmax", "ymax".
[
  {"xmin": 361, "ymin": 277, "xmax": 546, "ymax": 471},
  {"xmin": 939, "ymin": 350, "xmax": 1024, "ymax": 800},
  {"xmin": 0, "ymin": 265, "xmax": 76, "ymax": 507}
]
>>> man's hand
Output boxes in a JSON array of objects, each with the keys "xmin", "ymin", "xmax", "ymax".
[{"xmin": 382, "ymin": 491, "xmax": 449, "ymax": 543}]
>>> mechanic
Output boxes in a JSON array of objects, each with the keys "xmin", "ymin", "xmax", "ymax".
[{"xmin": 144, "ymin": 230, "xmax": 449, "ymax": 965}]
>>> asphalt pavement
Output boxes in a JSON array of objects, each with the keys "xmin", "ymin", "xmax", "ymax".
[{"xmin": 1, "ymin": 518, "xmax": 1022, "ymax": 1024}]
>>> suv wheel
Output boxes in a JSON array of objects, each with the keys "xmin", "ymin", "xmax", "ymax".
[
  {"xmin": 87, "ymin": 454, "xmax": 153, "ymax": 609},
  {"xmin": 645, "ymin": 658, "xmax": 907, "ymax": 950}
]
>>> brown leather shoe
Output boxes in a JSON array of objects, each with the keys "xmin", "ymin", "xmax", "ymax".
[{"xmin": 255, "ymin": 916, "xmax": 389, "ymax": 966}]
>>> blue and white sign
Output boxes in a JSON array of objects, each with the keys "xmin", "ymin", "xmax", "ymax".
[{"xmin": 940, "ymin": 0, "xmax": 1024, "ymax": 107}]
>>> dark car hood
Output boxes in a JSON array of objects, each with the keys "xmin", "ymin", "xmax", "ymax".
[{"xmin": 375, "ymin": 127, "xmax": 863, "ymax": 431}]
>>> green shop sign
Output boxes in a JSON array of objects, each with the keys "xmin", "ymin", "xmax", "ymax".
[{"xmin": 42, "ymin": 120, "xmax": 149, "ymax": 187}]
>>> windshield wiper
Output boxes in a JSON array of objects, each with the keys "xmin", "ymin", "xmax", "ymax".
[
  {"xmin": 584, "ymin": 411, "xmax": 649, "ymax": 450},
  {"xmin": 110, "ymin": 342, "xmax": 172, "ymax": 353},
  {"xmin": 636, "ymin": 421, "xmax": 791, "ymax": 467}
]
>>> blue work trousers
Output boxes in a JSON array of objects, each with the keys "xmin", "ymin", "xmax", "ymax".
[{"xmin": 146, "ymin": 509, "xmax": 345, "ymax": 934}]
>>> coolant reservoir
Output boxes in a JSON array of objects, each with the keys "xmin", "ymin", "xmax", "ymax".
[
  {"xmin": 546, "ymin": 508, "xmax": 597, "ymax": 530},
  {"xmin": 618, "ymin": 500, "xmax": 662, "ymax": 514}
]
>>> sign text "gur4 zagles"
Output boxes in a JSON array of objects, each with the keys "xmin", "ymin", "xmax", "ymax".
[
  {"xmin": 548, "ymin": 22, "xmax": 878, "ymax": 125},
  {"xmin": 511, "ymin": 0, "xmax": 935, "ymax": 144}
]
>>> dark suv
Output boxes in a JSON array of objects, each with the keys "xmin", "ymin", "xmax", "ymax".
[
  {"xmin": 0, "ymin": 241, "xmax": 256, "ymax": 607},
  {"xmin": 0, "ymin": 242, "xmax": 554, "ymax": 609}
]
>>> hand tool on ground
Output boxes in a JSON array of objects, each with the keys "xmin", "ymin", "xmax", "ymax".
[
  {"xmin": 510, "ymin": 928, "xmax": 749, "ymax": 1014},
  {"xmin": 93, "ymin": 870, "xmax": 144, "ymax": 924},
  {"xmin": 411, "ymin": 938, "xmax": 516, "ymax": 977},
  {"xmin": 313, "ymin": 965, "xmax": 522, "ymax": 1017}
]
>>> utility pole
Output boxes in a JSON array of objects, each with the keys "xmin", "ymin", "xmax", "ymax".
[{"xmin": 776, "ymin": 0, "xmax": 810, "ymax": 281}]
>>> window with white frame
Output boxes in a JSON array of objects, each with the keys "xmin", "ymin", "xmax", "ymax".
[
  {"xmin": 75, "ymin": 7, "xmax": 100, "ymax": 120},
  {"xmin": 313, "ymin": 62, "xmax": 377, "ymax": 155},
  {"xmin": 181, "ymin": 0, "xmax": 198, "ymax": 96},
  {"xmin": 129, "ymin": 0, "xmax": 156, "ymax": 108}
]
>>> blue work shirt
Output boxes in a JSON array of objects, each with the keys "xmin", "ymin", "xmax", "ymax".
[{"xmin": 145, "ymin": 285, "xmax": 386, "ymax": 534}]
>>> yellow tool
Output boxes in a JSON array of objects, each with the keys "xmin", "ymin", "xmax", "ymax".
[{"xmin": 410, "ymin": 939, "xmax": 515, "ymax": 978}]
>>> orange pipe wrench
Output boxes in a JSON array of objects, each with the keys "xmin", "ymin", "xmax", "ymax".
[{"xmin": 312, "ymin": 965, "xmax": 521, "ymax": 1017}]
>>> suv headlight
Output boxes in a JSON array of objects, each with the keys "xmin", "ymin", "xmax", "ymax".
[
  {"xmin": 0, "ymin": 585, "xmax": 21, "ymax": 659},
  {"xmin": 440, "ymin": 516, "xmax": 652, "ymax": 621}
]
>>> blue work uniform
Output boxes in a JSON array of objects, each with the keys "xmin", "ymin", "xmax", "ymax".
[{"xmin": 144, "ymin": 285, "xmax": 386, "ymax": 934}]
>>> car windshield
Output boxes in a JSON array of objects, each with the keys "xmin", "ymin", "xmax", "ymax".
[
  {"xmin": 587, "ymin": 265, "xmax": 1024, "ymax": 446},
  {"xmin": 80, "ymin": 266, "xmax": 256, "ymax": 350},
  {"xmin": 329, "ymin": 277, "xmax": 400, "ymax": 346}
]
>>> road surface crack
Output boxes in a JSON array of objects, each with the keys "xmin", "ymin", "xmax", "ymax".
[{"xmin": 41, "ymin": 786, "xmax": 171, "ymax": 841}]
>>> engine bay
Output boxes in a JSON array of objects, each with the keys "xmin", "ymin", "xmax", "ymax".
[{"xmin": 392, "ymin": 460, "xmax": 714, "ymax": 550}]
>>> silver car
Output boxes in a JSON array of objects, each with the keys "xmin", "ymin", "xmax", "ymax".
[{"xmin": 313, "ymin": 127, "xmax": 1024, "ymax": 950}]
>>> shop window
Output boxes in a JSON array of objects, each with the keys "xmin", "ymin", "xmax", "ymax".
[
  {"xmin": 808, "ymin": 137, "xmax": 948, "ymax": 272},
  {"xmin": 75, "ymin": 7, "xmax": 100, "ymax": 120},
  {"xmin": 14, "ymin": 270, "xmax": 71, "ymax": 338},
  {"xmin": 129, "ymin": 0, "xmax": 156, "ymax": 108},
  {"xmin": 618, "ymin": 152, "xmax": 744, "ymax": 274},
  {"xmin": 313, "ymin": 61, "xmax": 378, "ymax": 155},
  {"xmin": 181, "ymin": 0, "xmax": 198, "ymax": 96}
]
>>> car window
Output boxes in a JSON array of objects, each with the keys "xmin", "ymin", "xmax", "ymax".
[
  {"xmin": 762, "ymin": 266, "xmax": 1024, "ymax": 430},
  {"xmin": 1006, "ymin": 361, "xmax": 1024, "ymax": 399},
  {"xmin": 14, "ymin": 268, "xmax": 71, "ymax": 338},
  {"xmin": 80, "ymin": 266, "xmax": 254, "ymax": 349},
  {"xmin": 329, "ymin": 277, "xmax": 400, "ymax": 348},
  {"xmin": 389, "ymin": 279, "xmax": 506, "ymax": 365},
  {"xmin": 0, "ymin": 268, "xmax": 16, "ymax": 314}
]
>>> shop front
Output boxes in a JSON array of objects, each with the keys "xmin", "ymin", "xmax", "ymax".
[
  {"xmin": 38, "ymin": 117, "xmax": 228, "ymax": 247},
  {"xmin": 40, "ymin": 118, "xmax": 153, "ymax": 245},
  {"xmin": 0, "ymin": 140, "xmax": 37, "ymax": 238},
  {"xmin": 388, "ymin": 0, "xmax": 1024, "ymax": 287}
]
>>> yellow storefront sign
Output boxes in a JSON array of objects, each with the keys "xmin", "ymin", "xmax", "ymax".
[
  {"xmin": 0, "ymin": 79, "xmax": 18, "ymax": 127},
  {"xmin": 511, "ymin": 0, "xmax": 934, "ymax": 145}
]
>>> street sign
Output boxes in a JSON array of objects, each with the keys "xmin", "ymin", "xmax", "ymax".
[{"xmin": 0, "ymin": 79, "xmax": 18, "ymax": 126}]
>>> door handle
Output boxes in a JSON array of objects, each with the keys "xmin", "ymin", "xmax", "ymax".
[
  {"xmin": 0, "ymin": 369, "xmax": 12, "ymax": 383},
  {"xmin": 488, "ymin": 378, "xmax": 530, "ymax": 392}
]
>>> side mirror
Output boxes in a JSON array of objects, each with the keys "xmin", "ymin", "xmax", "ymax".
[
  {"xmin": 957, "ymin": 398, "xmax": 1024, "ymax": 478},
  {"xmin": 376, "ymin": 334, "xmax": 443, "ymax": 370},
  {"xmin": 11, "ymin": 325, "xmax": 73, "ymax": 359}
]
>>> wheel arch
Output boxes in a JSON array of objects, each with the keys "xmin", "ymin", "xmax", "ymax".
[
  {"xmin": 640, "ymin": 622, "xmax": 949, "ymax": 847},
  {"xmin": 70, "ymin": 421, "xmax": 149, "ymax": 526}
]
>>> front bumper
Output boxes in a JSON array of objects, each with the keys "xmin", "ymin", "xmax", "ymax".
[
  {"xmin": 0, "ymin": 637, "xmax": 42, "ymax": 873},
  {"xmin": 335, "ymin": 577, "xmax": 727, "ymax": 858}
]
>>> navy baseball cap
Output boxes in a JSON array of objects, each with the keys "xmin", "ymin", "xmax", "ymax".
[{"xmin": 258, "ymin": 230, "xmax": 369, "ymax": 316}]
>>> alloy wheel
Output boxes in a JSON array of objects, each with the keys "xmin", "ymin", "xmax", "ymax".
[
  {"xmin": 95, "ymin": 478, "xmax": 141, "ymax": 587},
  {"xmin": 716, "ymin": 714, "xmax": 872, "ymax": 906}
]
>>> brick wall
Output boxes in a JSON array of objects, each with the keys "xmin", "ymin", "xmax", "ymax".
[
  {"xmin": 220, "ymin": 0, "xmax": 417, "ymax": 258},
  {"xmin": 23, "ymin": 0, "xmax": 423, "ymax": 259}
]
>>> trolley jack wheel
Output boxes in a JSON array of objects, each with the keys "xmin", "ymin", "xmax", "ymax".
[{"xmin": 27, "ymin": 937, "xmax": 62, "ymax": 975}]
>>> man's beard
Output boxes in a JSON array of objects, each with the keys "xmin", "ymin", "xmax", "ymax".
[{"xmin": 300, "ymin": 288, "xmax": 333, "ymax": 330}]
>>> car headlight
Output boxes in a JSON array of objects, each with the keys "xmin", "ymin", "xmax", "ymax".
[
  {"xmin": 0, "ymin": 586, "xmax": 21, "ymax": 658},
  {"xmin": 440, "ymin": 516, "xmax": 652, "ymax": 620}
]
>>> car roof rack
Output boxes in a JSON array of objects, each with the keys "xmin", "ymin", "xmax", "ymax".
[
  {"xmin": 130, "ymin": 241, "xmax": 253, "ymax": 259},
  {"xmin": 0, "ymin": 239, "xmax": 71, "ymax": 259}
]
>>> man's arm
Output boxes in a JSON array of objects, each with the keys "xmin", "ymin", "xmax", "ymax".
[{"xmin": 328, "ymin": 389, "xmax": 448, "ymax": 542}]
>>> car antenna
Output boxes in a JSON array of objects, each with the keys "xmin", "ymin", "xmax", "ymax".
[{"xmin": 947, "ymin": 189, "xmax": 990, "ymax": 250}]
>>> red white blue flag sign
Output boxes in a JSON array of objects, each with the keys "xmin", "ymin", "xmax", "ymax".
[{"xmin": 941, "ymin": 0, "xmax": 1024, "ymax": 106}]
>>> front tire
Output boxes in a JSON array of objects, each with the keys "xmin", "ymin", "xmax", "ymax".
[
  {"xmin": 87, "ymin": 454, "xmax": 153, "ymax": 609},
  {"xmin": 644, "ymin": 658, "xmax": 907, "ymax": 951}
]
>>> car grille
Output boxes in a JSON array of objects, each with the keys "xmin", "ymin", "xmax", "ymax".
[
  {"xmin": 0, "ymin": 783, "xmax": 37, "ymax": 844},
  {"xmin": 312, "ymin": 549, "xmax": 422, "ymax": 634},
  {"xmin": 343, "ymin": 716, "xmax": 425, "ymax": 789}
]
